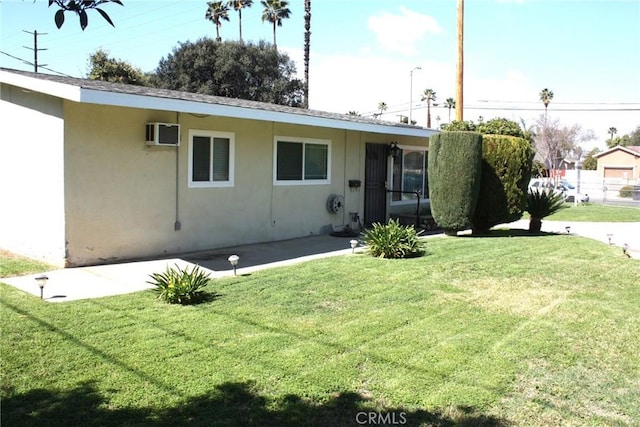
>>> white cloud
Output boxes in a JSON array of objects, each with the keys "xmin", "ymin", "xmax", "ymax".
[{"xmin": 367, "ymin": 7, "xmax": 442, "ymax": 56}]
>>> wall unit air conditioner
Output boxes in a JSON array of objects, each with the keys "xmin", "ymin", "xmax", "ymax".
[{"xmin": 146, "ymin": 123, "xmax": 180, "ymax": 146}]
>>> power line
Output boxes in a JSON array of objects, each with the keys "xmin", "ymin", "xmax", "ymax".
[{"xmin": 0, "ymin": 50, "xmax": 73, "ymax": 77}]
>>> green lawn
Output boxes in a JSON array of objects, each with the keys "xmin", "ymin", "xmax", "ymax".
[
  {"xmin": 542, "ymin": 203, "xmax": 640, "ymax": 222},
  {"xmin": 2, "ymin": 234, "xmax": 640, "ymax": 426}
]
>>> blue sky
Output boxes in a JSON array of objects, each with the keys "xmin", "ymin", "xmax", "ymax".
[{"xmin": 1, "ymin": 0, "xmax": 639, "ymax": 148}]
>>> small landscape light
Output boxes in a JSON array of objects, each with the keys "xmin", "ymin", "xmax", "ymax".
[
  {"xmin": 35, "ymin": 275, "xmax": 48, "ymax": 300},
  {"xmin": 227, "ymin": 254, "xmax": 239, "ymax": 275},
  {"xmin": 565, "ymin": 226, "xmax": 571, "ymax": 234},
  {"xmin": 350, "ymin": 239, "xmax": 358, "ymax": 253},
  {"xmin": 607, "ymin": 233, "xmax": 613, "ymax": 245},
  {"xmin": 623, "ymin": 243, "xmax": 629, "ymax": 257}
]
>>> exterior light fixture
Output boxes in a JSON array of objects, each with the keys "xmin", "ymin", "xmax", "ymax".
[
  {"xmin": 227, "ymin": 255, "xmax": 239, "ymax": 275},
  {"xmin": 388, "ymin": 141, "xmax": 400, "ymax": 158},
  {"xmin": 350, "ymin": 239, "xmax": 358, "ymax": 253},
  {"xmin": 607, "ymin": 233, "xmax": 613, "ymax": 245},
  {"xmin": 35, "ymin": 275, "xmax": 48, "ymax": 300},
  {"xmin": 623, "ymin": 243, "xmax": 629, "ymax": 257},
  {"xmin": 565, "ymin": 226, "xmax": 571, "ymax": 234}
]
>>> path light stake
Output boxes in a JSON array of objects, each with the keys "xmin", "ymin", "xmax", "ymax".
[
  {"xmin": 350, "ymin": 239, "xmax": 358, "ymax": 254},
  {"xmin": 623, "ymin": 244, "xmax": 629, "ymax": 258},
  {"xmin": 565, "ymin": 226, "xmax": 571, "ymax": 234},
  {"xmin": 35, "ymin": 275, "xmax": 48, "ymax": 300},
  {"xmin": 607, "ymin": 233, "xmax": 613, "ymax": 245},
  {"xmin": 228, "ymin": 255, "xmax": 239, "ymax": 276}
]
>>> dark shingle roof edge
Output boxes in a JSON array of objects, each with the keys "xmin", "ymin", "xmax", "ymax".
[{"xmin": 0, "ymin": 68, "xmax": 438, "ymax": 138}]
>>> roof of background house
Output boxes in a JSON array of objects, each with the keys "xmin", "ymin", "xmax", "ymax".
[
  {"xmin": 0, "ymin": 67, "xmax": 437, "ymax": 138},
  {"xmin": 594, "ymin": 145, "xmax": 640, "ymax": 158}
]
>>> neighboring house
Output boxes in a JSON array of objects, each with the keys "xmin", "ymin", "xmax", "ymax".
[
  {"xmin": 0, "ymin": 68, "xmax": 438, "ymax": 267},
  {"xmin": 594, "ymin": 145, "xmax": 640, "ymax": 181}
]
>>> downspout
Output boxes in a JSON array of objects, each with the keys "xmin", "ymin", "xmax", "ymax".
[
  {"xmin": 342, "ymin": 129, "xmax": 347, "ymax": 227},
  {"xmin": 174, "ymin": 112, "xmax": 181, "ymax": 231}
]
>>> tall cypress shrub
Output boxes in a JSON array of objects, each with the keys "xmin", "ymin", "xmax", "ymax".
[
  {"xmin": 472, "ymin": 135, "xmax": 534, "ymax": 234},
  {"xmin": 427, "ymin": 132, "xmax": 483, "ymax": 235}
]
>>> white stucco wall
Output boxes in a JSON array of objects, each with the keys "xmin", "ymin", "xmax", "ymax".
[
  {"xmin": 0, "ymin": 84, "xmax": 66, "ymax": 265},
  {"xmin": 60, "ymin": 102, "xmax": 427, "ymax": 266}
]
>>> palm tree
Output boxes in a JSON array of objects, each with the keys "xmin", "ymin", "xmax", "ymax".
[
  {"xmin": 444, "ymin": 97, "xmax": 455, "ymax": 122},
  {"xmin": 456, "ymin": 0, "xmax": 464, "ymax": 121},
  {"xmin": 205, "ymin": 1, "xmax": 230, "ymax": 42},
  {"xmin": 303, "ymin": 0, "xmax": 311, "ymax": 108},
  {"xmin": 608, "ymin": 126, "xmax": 617, "ymax": 141},
  {"xmin": 539, "ymin": 88, "xmax": 554, "ymax": 118},
  {"xmin": 421, "ymin": 89, "xmax": 437, "ymax": 128},
  {"xmin": 261, "ymin": 0, "xmax": 291, "ymax": 49},
  {"xmin": 228, "ymin": 0, "xmax": 253, "ymax": 42},
  {"xmin": 376, "ymin": 101, "xmax": 388, "ymax": 119}
]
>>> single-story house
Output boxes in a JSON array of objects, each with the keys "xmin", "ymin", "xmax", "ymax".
[
  {"xmin": 595, "ymin": 145, "xmax": 640, "ymax": 180},
  {"xmin": 0, "ymin": 68, "xmax": 438, "ymax": 267}
]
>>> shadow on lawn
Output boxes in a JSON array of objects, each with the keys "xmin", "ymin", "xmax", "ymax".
[
  {"xmin": 2, "ymin": 381, "xmax": 511, "ymax": 427},
  {"xmin": 460, "ymin": 228, "xmax": 559, "ymax": 238}
]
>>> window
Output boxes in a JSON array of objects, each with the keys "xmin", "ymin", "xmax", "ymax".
[
  {"xmin": 188, "ymin": 130, "xmax": 234, "ymax": 188},
  {"xmin": 274, "ymin": 137, "xmax": 330, "ymax": 185},
  {"xmin": 391, "ymin": 147, "xmax": 429, "ymax": 202}
]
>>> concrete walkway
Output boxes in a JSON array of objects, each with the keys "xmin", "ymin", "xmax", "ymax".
[{"xmin": 2, "ymin": 222, "xmax": 638, "ymax": 303}]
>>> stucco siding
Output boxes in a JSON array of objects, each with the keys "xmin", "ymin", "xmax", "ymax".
[
  {"xmin": 0, "ymin": 84, "xmax": 66, "ymax": 265},
  {"xmin": 60, "ymin": 102, "xmax": 430, "ymax": 266},
  {"xmin": 597, "ymin": 150, "xmax": 640, "ymax": 180}
]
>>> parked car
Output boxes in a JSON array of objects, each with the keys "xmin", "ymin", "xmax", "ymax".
[{"xmin": 528, "ymin": 178, "xmax": 589, "ymax": 203}]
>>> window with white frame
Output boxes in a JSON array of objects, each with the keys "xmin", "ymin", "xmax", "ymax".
[
  {"xmin": 391, "ymin": 147, "xmax": 429, "ymax": 202},
  {"xmin": 188, "ymin": 130, "xmax": 234, "ymax": 188},
  {"xmin": 274, "ymin": 137, "xmax": 330, "ymax": 184}
]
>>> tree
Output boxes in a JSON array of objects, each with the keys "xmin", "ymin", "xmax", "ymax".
[
  {"xmin": 303, "ymin": 0, "xmax": 311, "ymax": 108},
  {"xmin": 261, "ymin": 0, "xmax": 291, "ymax": 49},
  {"xmin": 534, "ymin": 115, "xmax": 594, "ymax": 173},
  {"xmin": 444, "ymin": 98, "xmax": 455, "ymax": 122},
  {"xmin": 421, "ymin": 89, "xmax": 436, "ymax": 128},
  {"xmin": 442, "ymin": 120, "xmax": 475, "ymax": 132},
  {"xmin": 608, "ymin": 126, "xmax": 617, "ymax": 140},
  {"xmin": 606, "ymin": 134, "xmax": 632, "ymax": 148},
  {"xmin": 376, "ymin": 101, "xmax": 388, "ymax": 119},
  {"xmin": 205, "ymin": 1, "xmax": 231, "ymax": 42},
  {"xmin": 49, "ymin": 0, "xmax": 123, "ymax": 30},
  {"xmin": 227, "ymin": 0, "xmax": 253, "ymax": 42},
  {"xmin": 476, "ymin": 117, "xmax": 525, "ymax": 139},
  {"xmin": 629, "ymin": 125, "xmax": 640, "ymax": 145},
  {"xmin": 582, "ymin": 147, "xmax": 600, "ymax": 170},
  {"xmin": 87, "ymin": 49, "xmax": 148, "ymax": 85},
  {"xmin": 152, "ymin": 39, "xmax": 304, "ymax": 106},
  {"xmin": 606, "ymin": 125, "xmax": 640, "ymax": 148},
  {"xmin": 539, "ymin": 88, "xmax": 553, "ymax": 118}
]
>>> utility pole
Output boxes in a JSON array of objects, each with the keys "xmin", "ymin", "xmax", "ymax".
[
  {"xmin": 456, "ymin": 0, "xmax": 464, "ymax": 121},
  {"xmin": 23, "ymin": 30, "xmax": 48, "ymax": 72}
]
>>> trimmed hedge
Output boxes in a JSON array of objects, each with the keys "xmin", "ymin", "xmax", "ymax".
[
  {"xmin": 427, "ymin": 131, "xmax": 483, "ymax": 235},
  {"xmin": 472, "ymin": 135, "xmax": 534, "ymax": 233}
]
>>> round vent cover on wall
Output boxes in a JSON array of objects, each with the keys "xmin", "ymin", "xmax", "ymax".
[{"xmin": 326, "ymin": 194, "xmax": 345, "ymax": 214}]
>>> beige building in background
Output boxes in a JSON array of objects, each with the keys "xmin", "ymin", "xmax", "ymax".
[
  {"xmin": 0, "ymin": 68, "xmax": 437, "ymax": 267},
  {"xmin": 595, "ymin": 145, "xmax": 640, "ymax": 181}
]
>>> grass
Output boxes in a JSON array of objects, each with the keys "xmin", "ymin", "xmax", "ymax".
[
  {"xmin": 0, "ymin": 249, "xmax": 52, "ymax": 277},
  {"xmin": 524, "ymin": 203, "xmax": 640, "ymax": 222},
  {"xmin": 2, "ymin": 234, "xmax": 640, "ymax": 426}
]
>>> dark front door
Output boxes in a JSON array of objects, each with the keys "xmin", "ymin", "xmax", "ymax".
[{"xmin": 364, "ymin": 143, "xmax": 388, "ymax": 225}]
